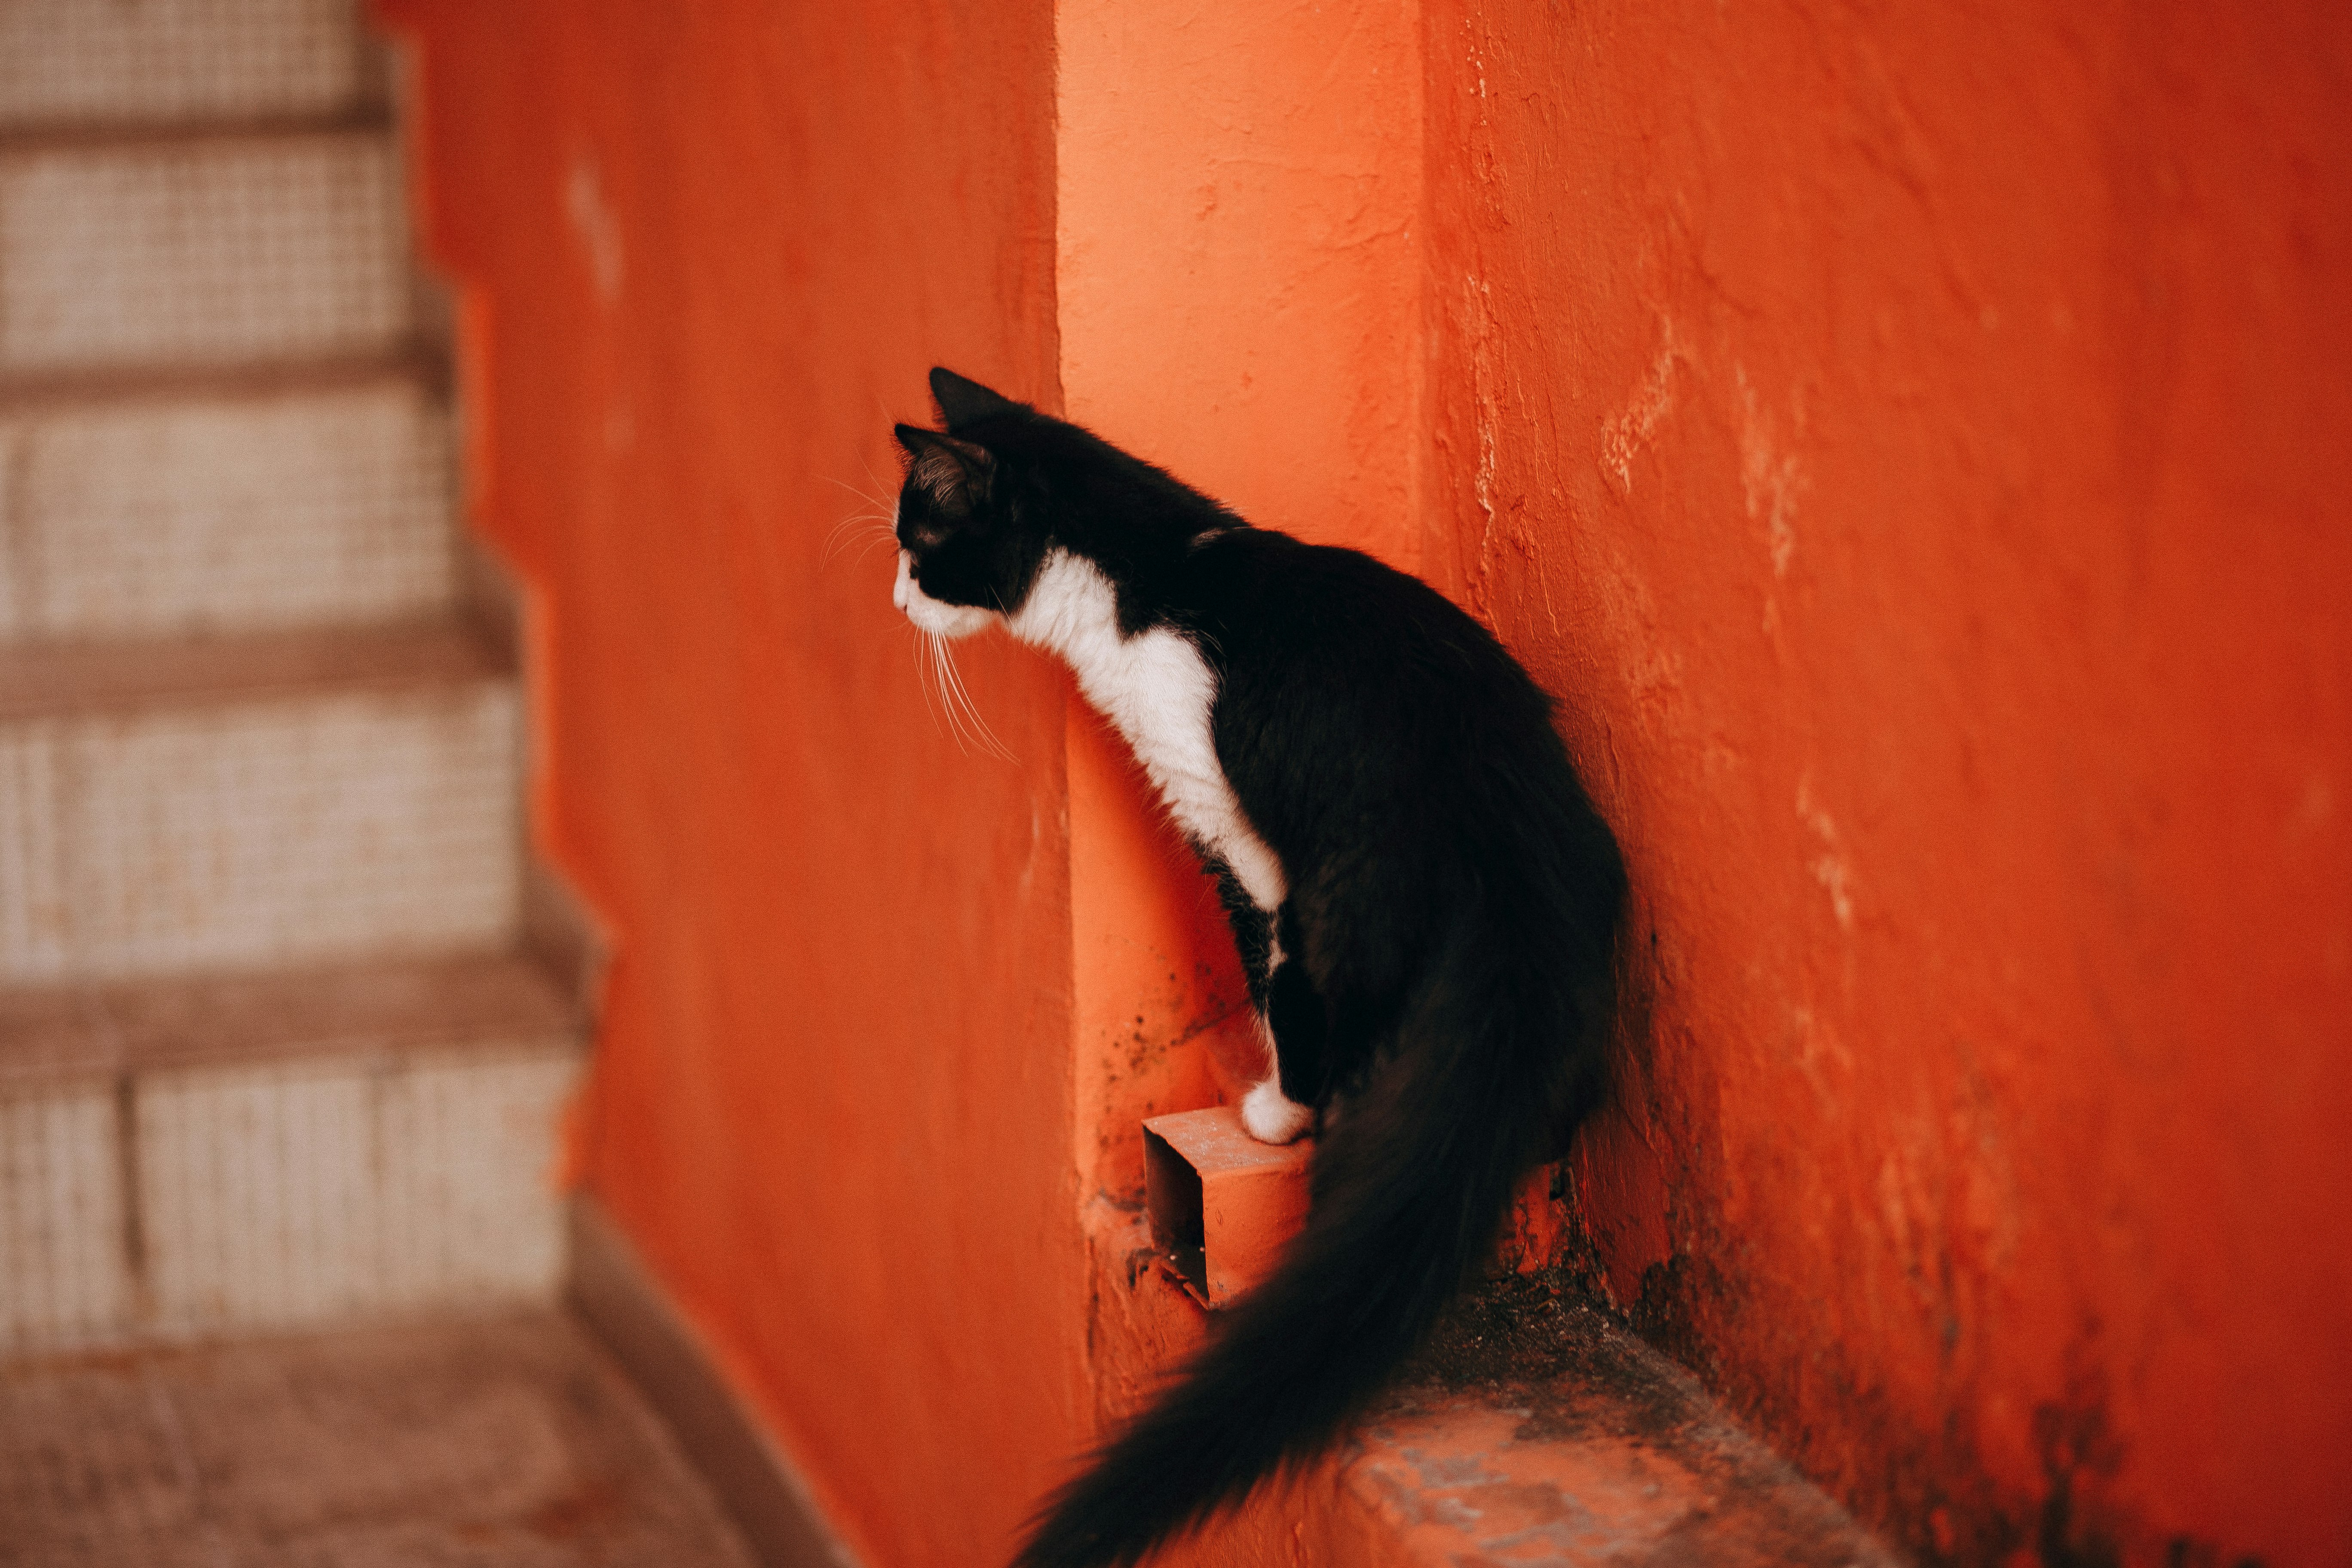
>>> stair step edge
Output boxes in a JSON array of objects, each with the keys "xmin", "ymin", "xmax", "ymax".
[
  {"xmin": 0, "ymin": 618, "xmax": 514, "ymax": 724},
  {"xmin": 0, "ymin": 108, "xmax": 394, "ymax": 159},
  {"xmin": 0, "ymin": 343, "xmax": 447, "ymax": 416},
  {"xmin": 0, "ymin": 951, "xmax": 585, "ymax": 1094}
]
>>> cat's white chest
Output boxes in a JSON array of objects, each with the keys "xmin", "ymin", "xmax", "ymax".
[{"xmin": 1008, "ymin": 551, "xmax": 1286, "ymax": 911}]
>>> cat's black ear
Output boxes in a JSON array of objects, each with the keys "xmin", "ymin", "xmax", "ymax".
[
  {"xmin": 929, "ymin": 367, "xmax": 1026, "ymax": 432},
  {"xmin": 894, "ymin": 423, "xmax": 990, "ymax": 465},
  {"xmin": 894, "ymin": 423, "xmax": 994, "ymax": 514}
]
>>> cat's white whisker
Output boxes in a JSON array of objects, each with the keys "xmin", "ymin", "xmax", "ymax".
[
  {"xmin": 908, "ymin": 626, "xmax": 951, "ymax": 741},
  {"xmin": 934, "ymin": 634, "xmax": 1016, "ymax": 762},
  {"xmin": 857, "ymin": 448, "xmax": 902, "ymax": 515},
  {"xmin": 926, "ymin": 631, "xmax": 980, "ymax": 756},
  {"xmin": 927, "ymin": 634, "xmax": 959, "ymax": 751},
  {"xmin": 822, "ymin": 512, "xmax": 899, "ymax": 568},
  {"xmin": 822, "ymin": 470, "xmax": 905, "ymax": 568},
  {"xmin": 824, "ymin": 472, "xmax": 894, "ymax": 513}
]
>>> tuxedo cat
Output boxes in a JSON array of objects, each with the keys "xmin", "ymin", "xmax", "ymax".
[{"xmin": 890, "ymin": 368, "xmax": 1624, "ymax": 1568}]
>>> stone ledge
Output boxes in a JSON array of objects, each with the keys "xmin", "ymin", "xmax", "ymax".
[
  {"xmin": 1332, "ymin": 1278, "xmax": 1900, "ymax": 1567},
  {"xmin": 1086, "ymin": 1203, "xmax": 1901, "ymax": 1565}
]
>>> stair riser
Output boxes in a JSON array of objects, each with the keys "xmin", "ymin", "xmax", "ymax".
[
  {"xmin": 0, "ymin": 383, "xmax": 456, "ymax": 640},
  {"xmin": 0, "ymin": 1087, "xmax": 126, "ymax": 1352},
  {"xmin": 0, "ymin": 134, "xmax": 412, "ymax": 374},
  {"xmin": 0, "ymin": 0, "xmax": 374, "ymax": 131},
  {"xmin": 0, "ymin": 1047, "xmax": 576, "ymax": 1356},
  {"xmin": 0, "ymin": 685, "xmax": 521, "ymax": 984}
]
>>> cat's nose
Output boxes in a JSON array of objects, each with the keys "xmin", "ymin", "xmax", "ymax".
[{"xmin": 891, "ymin": 549, "xmax": 913, "ymax": 612}]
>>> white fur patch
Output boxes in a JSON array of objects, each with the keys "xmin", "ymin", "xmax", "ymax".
[
  {"xmin": 1242, "ymin": 1078, "xmax": 1314, "ymax": 1144},
  {"xmin": 1006, "ymin": 550, "xmax": 1286, "ymax": 912},
  {"xmin": 993, "ymin": 548, "xmax": 1311, "ymax": 1148},
  {"xmin": 894, "ymin": 548, "xmax": 993, "ymax": 638}
]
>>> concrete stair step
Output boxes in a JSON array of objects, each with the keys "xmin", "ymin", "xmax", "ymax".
[
  {"xmin": 0, "ymin": 1310, "xmax": 757, "ymax": 1565},
  {"xmin": 0, "ymin": 952, "xmax": 584, "ymax": 1356},
  {"xmin": 0, "ymin": 621, "xmax": 521, "ymax": 985},
  {"xmin": 0, "ymin": 358, "xmax": 456, "ymax": 640},
  {"xmin": 0, "ymin": 0, "xmax": 380, "ymax": 134},
  {"xmin": 0, "ymin": 125, "xmax": 413, "ymax": 375},
  {"xmin": 0, "ymin": 946, "xmax": 579, "ymax": 1091}
]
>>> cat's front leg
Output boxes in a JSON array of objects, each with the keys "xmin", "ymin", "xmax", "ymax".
[
  {"xmin": 1204, "ymin": 858, "xmax": 1317, "ymax": 1144},
  {"xmin": 1242, "ymin": 954, "xmax": 1321, "ymax": 1144}
]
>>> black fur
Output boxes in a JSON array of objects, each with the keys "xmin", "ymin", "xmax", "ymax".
[{"xmin": 893, "ymin": 368, "xmax": 1625, "ymax": 1568}]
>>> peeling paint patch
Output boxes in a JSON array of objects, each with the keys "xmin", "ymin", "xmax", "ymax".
[
  {"xmin": 565, "ymin": 155, "xmax": 624, "ymax": 306},
  {"xmin": 1464, "ymin": 275, "xmax": 1500, "ymax": 523},
  {"xmin": 1601, "ymin": 321, "xmax": 1683, "ymax": 495},
  {"xmin": 1797, "ymin": 776, "xmax": 1856, "ymax": 929},
  {"xmin": 1736, "ymin": 365, "xmax": 1807, "ymax": 577}
]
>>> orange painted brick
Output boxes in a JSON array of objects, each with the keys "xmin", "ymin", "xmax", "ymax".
[{"xmin": 1141, "ymin": 1105, "xmax": 1311, "ymax": 1308}]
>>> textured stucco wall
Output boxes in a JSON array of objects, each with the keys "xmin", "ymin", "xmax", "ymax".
[{"xmin": 1418, "ymin": 3, "xmax": 2352, "ymax": 1562}]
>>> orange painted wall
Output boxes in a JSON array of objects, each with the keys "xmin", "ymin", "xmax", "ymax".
[
  {"xmin": 374, "ymin": 3, "xmax": 1087, "ymax": 1562},
  {"xmin": 1416, "ymin": 3, "xmax": 2352, "ymax": 1563},
  {"xmin": 378, "ymin": 1, "xmax": 2350, "ymax": 1564}
]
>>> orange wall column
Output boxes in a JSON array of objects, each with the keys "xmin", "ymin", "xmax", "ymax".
[{"xmin": 1049, "ymin": 0, "xmax": 1430, "ymax": 1444}]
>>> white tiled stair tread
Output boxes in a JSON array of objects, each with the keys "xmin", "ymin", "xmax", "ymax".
[
  {"xmin": 0, "ymin": 0, "xmax": 375, "ymax": 131},
  {"xmin": 0, "ymin": 374, "xmax": 455, "ymax": 640},
  {"xmin": 0, "ymin": 129, "xmax": 410, "ymax": 373},
  {"xmin": 0, "ymin": 625, "xmax": 521, "ymax": 984}
]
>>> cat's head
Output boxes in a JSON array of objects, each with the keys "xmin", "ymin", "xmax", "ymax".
[{"xmin": 889, "ymin": 367, "xmax": 1048, "ymax": 639}]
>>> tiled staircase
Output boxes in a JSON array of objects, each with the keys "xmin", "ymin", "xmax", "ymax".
[
  {"xmin": 0, "ymin": 5, "xmax": 752, "ymax": 1560},
  {"xmin": 0, "ymin": 0, "xmax": 577, "ymax": 1359}
]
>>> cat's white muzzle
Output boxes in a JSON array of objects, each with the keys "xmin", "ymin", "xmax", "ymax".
[{"xmin": 894, "ymin": 549, "xmax": 994, "ymax": 638}]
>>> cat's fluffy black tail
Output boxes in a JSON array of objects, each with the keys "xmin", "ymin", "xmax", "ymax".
[{"xmin": 1011, "ymin": 923, "xmax": 1600, "ymax": 1568}]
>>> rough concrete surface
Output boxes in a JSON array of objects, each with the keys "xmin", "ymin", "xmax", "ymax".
[
  {"xmin": 1346, "ymin": 1275, "xmax": 1901, "ymax": 1566},
  {"xmin": 0, "ymin": 1310, "xmax": 758, "ymax": 1567}
]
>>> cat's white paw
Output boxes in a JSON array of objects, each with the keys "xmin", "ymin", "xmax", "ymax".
[{"xmin": 1240, "ymin": 1079, "xmax": 1314, "ymax": 1144}]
